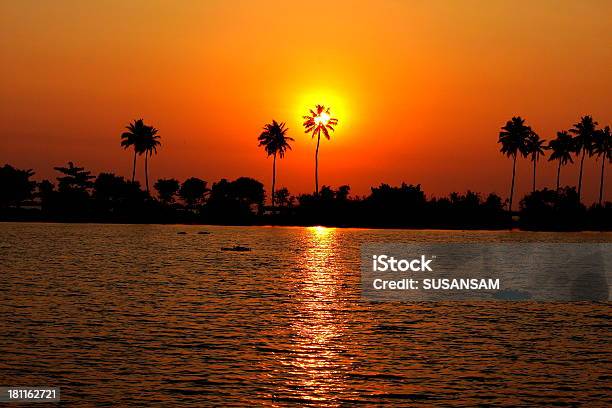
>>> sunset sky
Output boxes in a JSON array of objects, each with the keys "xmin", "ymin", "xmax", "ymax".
[{"xmin": 1, "ymin": 0, "xmax": 610, "ymax": 203}]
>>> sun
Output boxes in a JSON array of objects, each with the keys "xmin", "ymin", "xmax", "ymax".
[
  {"xmin": 292, "ymin": 88, "xmax": 349, "ymax": 135},
  {"xmin": 314, "ymin": 111, "xmax": 331, "ymax": 126}
]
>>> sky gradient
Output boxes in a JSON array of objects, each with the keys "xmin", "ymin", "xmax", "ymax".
[{"xmin": 1, "ymin": 0, "xmax": 610, "ymax": 203}]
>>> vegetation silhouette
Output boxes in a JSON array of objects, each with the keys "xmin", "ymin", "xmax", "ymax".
[
  {"xmin": 92, "ymin": 173, "xmax": 147, "ymax": 218},
  {"xmin": 569, "ymin": 115, "xmax": 597, "ymax": 202},
  {"xmin": 258, "ymin": 120, "xmax": 293, "ymax": 207},
  {"xmin": 179, "ymin": 178, "xmax": 208, "ymax": 209},
  {"xmin": 120, "ymin": 119, "xmax": 161, "ymax": 192},
  {"xmin": 593, "ymin": 126, "xmax": 611, "ymax": 206},
  {"xmin": 498, "ymin": 114, "xmax": 611, "ymax": 214},
  {"xmin": 274, "ymin": 187, "xmax": 293, "ymax": 208},
  {"xmin": 548, "ymin": 131, "xmax": 575, "ymax": 191},
  {"xmin": 142, "ymin": 125, "xmax": 161, "ymax": 193},
  {"xmin": 1, "ymin": 113, "xmax": 610, "ymax": 230},
  {"xmin": 204, "ymin": 177, "xmax": 265, "ymax": 224},
  {"xmin": 0, "ymin": 165, "xmax": 35, "ymax": 208},
  {"xmin": 154, "ymin": 178, "xmax": 180, "ymax": 205},
  {"xmin": 54, "ymin": 161, "xmax": 95, "ymax": 192},
  {"xmin": 498, "ymin": 116, "xmax": 531, "ymax": 212},
  {"xmin": 525, "ymin": 131, "xmax": 547, "ymax": 192},
  {"xmin": 519, "ymin": 187, "xmax": 586, "ymax": 231},
  {"xmin": 0, "ymin": 161, "xmax": 609, "ymax": 230},
  {"xmin": 120, "ymin": 119, "xmax": 146, "ymax": 182},
  {"xmin": 303, "ymin": 105, "xmax": 338, "ymax": 195}
]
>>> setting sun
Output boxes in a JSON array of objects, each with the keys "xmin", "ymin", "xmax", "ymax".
[
  {"xmin": 315, "ymin": 112, "xmax": 331, "ymax": 126},
  {"xmin": 303, "ymin": 105, "xmax": 339, "ymax": 194}
]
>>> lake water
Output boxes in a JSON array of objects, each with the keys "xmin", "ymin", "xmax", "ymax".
[{"xmin": 0, "ymin": 223, "xmax": 610, "ymax": 406}]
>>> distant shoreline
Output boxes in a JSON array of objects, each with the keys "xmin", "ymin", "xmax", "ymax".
[
  {"xmin": 3, "ymin": 162, "xmax": 610, "ymax": 233},
  {"xmin": 2, "ymin": 217, "xmax": 610, "ymax": 232}
]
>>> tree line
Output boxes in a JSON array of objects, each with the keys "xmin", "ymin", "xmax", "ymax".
[
  {"xmin": 498, "ymin": 115, "xmax": 611, "ymax": 211},
  {"xmin": 0, "ymin": 111, "xmax": 609, "ymax": 230},
  {"xmin": 0, "ymin": 161, "xmax": 609, "ymax": 230}
]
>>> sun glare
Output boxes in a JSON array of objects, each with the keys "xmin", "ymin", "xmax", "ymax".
[
  {"xmin": 293, "ymin": 88, "xmax": 350, "ymax": 136},
  {"xmin": 309, "ymin": 225, "xmax": 333, "ymax": 237},
  {"xmin": 315, "ymin": 112, "xmax": 331, "ymax": 126}
]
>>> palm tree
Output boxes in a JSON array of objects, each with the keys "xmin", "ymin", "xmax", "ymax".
[
  {"xmin": 303, "ymin": 105, "xmax": 338, "ymax": 195},
  {"xmin": 592, "ymin": 125, "xmax": 611, "ymax": 206},
  {"xmin": 525, "ymin": 131, "xmax": 547, "ymax": 192},
  {"xmin": 258, "ymin": 120, "xmax": 293, "ymax": 206},
  {"xmin": 498, "ymin": 116, "xmax": 530, "ymax": 211},
  {"xmin": 140, "ymin": 125, "xmax": 161, "ymax": 193},
  {"xmin": 120, "ymin": 119, "xmax": 147, "ymax": 182},
  {"xmin": 548, "ymin": 131, "xmax": 575, "ymax": 191},
  {"xmin": 569, "ymin": 115, "xmax": 598, "ymax": 202}
]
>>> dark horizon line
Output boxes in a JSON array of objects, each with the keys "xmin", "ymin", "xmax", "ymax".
[{"xmin": 2, "ymin": 160, "xmax": 611, "ymax": 206}]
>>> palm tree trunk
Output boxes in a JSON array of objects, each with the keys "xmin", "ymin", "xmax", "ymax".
[
  {"xmin": 577, "ymin": 149, "xmax": 586, "ymax": 202},
  {"xmin": 132, "ymin": 150, "xmax": 137, "ymax": 182},
  {"xmin": 532, "ymin": 157, "xmax": 536, "ymax": 193},
  {"xmin": 599, "ymin": 157, "xmax": 605, "ymax": 206},
  {"xmin": 509, "ymin": 153, "xmax": 517, "ymax": 212},
  {"xmin": 272, "ymin": 152, "xmax": 276, "ymax": 207},
  {"xmin": 315, "ymin": 133, "xmax": 320, "ymax": 195},
  {"xmin": 556, "ymin": 160, "xmax": 561, "ymax": 191},
  {"xmin": 145, "ymin": 151, "xmax": 149, "ymax": 193}
]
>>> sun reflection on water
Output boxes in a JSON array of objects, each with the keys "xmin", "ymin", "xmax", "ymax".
[{"xmin": 277, "ymin": 226, "xmax": 357, "ymax": 403}]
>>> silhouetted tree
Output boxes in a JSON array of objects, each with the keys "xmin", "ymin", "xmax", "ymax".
[
  {"xmin": 94, "ymin": 173, "xmax": 128, "ymax": 202},
  {"xmin": 121, "ymin": 119, "xmax": 147, "ymax": 182},
  {"xmin": 498, "ymin": 117, "xmax": 530, "ymax": 211},
  {"xmin": 593, "ymin": 125, "xmax": 611, "ymax": 206},
  {"xmin": 520, "ymin": 187, "xmax": 585, "ymax": 230},
  {"xmin": 93, "ymin": 173, "xmax": 145, "ymax": 216},
  {"xmin": 483, "ymin": 193, "xmax": 504, "ymax": 211},
  {"xmin": 141, "ymin": 124, "xmax": 161, "ymax": 193},
  {"xmin": 179, "ymin": 177, "xmax": 208, "ymax": 209},
  {"xmin": 0, "ymin": 164, "xmax": 36, "ymax": 208},
  {"xmin": 206, "ymin": 177, "xmax": 265, "ymax": 222},
  {"xmin": 51, "ymin": 162, "xmax": 95, "ymax": 217},
  {"xmin": 274, "ymin": 187, "xmax": 293, "ymax": 207},
  {"xmin": 569, "ymin": 115, "xmax": 597, "ymax": 202},
  {"xmin": 232, "ymin": 177, "xmax": 265, "ymax": 212},
  {"xmin": 303, "ymin": 105, "xmax": 338, "ymax": 195},
  {"xmin": 294, "ymin": 184, "xmax": 356, "ymax": 226},
  {"xmin": 258, "ymin": 120, "xmax": 293, "ymax": 206},
  {"xmin": 449, "ymin": 191, "xmax": 480, "ymax": 208},
  {"xmin": 319, "ymin": 185, "xmax": 336, "ymax": 201},
  {"xmin": 548, "ymin": 131, "xmax": 575, "ymax": 191},
  {"xmin": 336, "ymin": 185, "xmax": 350, "ymax": 201},
  {"xmin": 155, "ymin": 178, "xmax": 180, "ymax": 204},
  {"xmin": 367, "ymin": 183, "xmax": 426, "ymax": 226},
  {"xmin": 429, "ymin": 190, "xmax": 506, "ymax": 227},
  {"xmin": 525, "ymin": 131, "xmax": 547, "ymax": 192},
  {"xmin": 54, "ymin": 162, "xmax": 94, "ymax": 193}
]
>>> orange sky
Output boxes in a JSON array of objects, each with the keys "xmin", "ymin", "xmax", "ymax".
[{"xmin": 1, "ymin": 1, "xmax": 610, "ymax": 203}]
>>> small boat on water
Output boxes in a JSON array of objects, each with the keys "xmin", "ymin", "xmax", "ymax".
[{"xmin": 221, "ymin": 245, "xmax": 251, "ymax": 252}]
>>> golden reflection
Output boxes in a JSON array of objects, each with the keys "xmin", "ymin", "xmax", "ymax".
[
  {"xmin": 277, "ymin": 226, "xmax": 357, "ymax": 404},
  {"xmin": 308, "ymin": 225, "xmax": 334, "ymax": 238}
]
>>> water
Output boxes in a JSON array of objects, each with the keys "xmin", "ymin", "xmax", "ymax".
[{"xmin": 0, "ymin": 223, "xmax": 610, "ymax": 406}]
